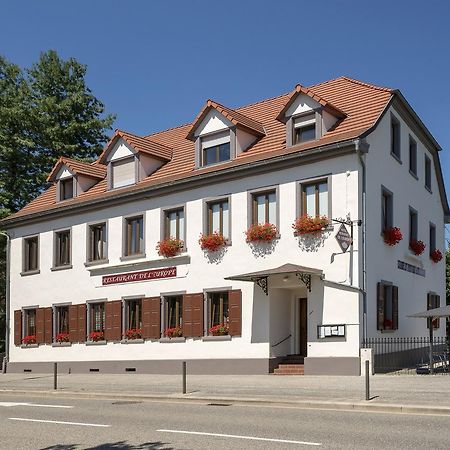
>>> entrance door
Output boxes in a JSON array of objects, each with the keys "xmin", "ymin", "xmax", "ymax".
[{"xmin": 299, "ymin": 298, "xmax": 308, "ymax": 356}]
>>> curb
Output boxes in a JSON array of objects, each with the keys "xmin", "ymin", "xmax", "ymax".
[{"xmin": 1, "ymin": 389, "xmax": 450, "ymax": 416}]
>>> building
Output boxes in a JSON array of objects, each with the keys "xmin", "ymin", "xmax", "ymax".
[{"xmin": 1, "ymin": 77, "xmax": 448, "ymax": 375}]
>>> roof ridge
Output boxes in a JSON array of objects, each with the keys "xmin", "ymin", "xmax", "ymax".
[
  {"xmin": 145, "ymin": 122, "xmax": 192, "ymax": 138},
  {"xmin": 337, "ymin": 76, "xmax": 393, "ymax": 92}
]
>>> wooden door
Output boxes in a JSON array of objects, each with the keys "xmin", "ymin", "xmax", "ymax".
[{"xmin": 299, "ymin": 298, "xmax": 307, "ymax": 356}]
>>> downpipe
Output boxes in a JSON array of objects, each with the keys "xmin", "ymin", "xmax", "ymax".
[{"xmin": 1, "ymin": 231, "xmax": 10, "ymax": 373}]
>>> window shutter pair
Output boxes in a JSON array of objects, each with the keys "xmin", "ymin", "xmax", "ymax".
[
  {"xmin": 427, "ymin": 293, "xmax": 440, "ymax": 329},
  {"xmin": 142, "ymin": 297, "xmax": 161, "ymax": 339},
  {"xmin": 14, "ymin": 310, "xmax": 22, "ymax": 346},
  {"xmin": 105, "ymin": 301, "xmax": 122, "ymax": 341},
  {"xmin": 376, "ymin": 282, "xmax": 398, "ymax": 331},
  {"xmin": 35, "ymin": 307, "xmax": 53, "ymax": 344},
  {"xmin": 69, "ymin": 304, "xmax": 86, "ymax": 343}
]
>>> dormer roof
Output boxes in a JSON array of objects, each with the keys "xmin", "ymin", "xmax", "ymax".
[
  {"xmin": 46, "ymin": 157, "xmax": 106, "ymax": 183},
  {"xmin": 186, "ymin": 99, "xmax": 266, "ymax": 141},
  {"xmin": 276, "ymin": 84, "xmax": 347, "ymax": 123},
  {"xmin": 98, "ymin": 129, "xmax": 173, "ymax": 164}
]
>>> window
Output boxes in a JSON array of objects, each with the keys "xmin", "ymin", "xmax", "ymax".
[
  {"xmin": 55, "ymin": 230, "xmax": 71, "ymax": 267},
  {"xmin": 293, "ymin": 114, "xmax": 316, "ymax": 144},
  {"xmin": 429, "ymin": 223, "xmax": 436, "ymax": 254},
  {"xmin": 377, "ymin": 282, "xmax": 398, "ymax": 331},
  {"xmin": 124, "ymin": 299, "xmax": 142, "ymax": 332},
  {"xmin": 55, "ymin": 305, "xmax": 69, "ymax": 336},
  {"xmin": 381, "ymin": 188, "xmax": 393, "ymax": 232},
  {"xmin": 427, "ymin": 293, "xmax": 440, "ymax": 329},
  {"xmin": 88, "ymin": 223, "xmax": 107, "ymax": 262},
  {"xmin": 391, "ymin": 115, "xmax": 401, "ymax": 160},
  {"xmin": 164, "ymin": 296, "xmax": 183, "ymax": 330},
  {"xmin": 302, "ymin": 180, "xmax": 328, "ymax": 217},
  {"xmin": 207, "ymin": 199, "xmax": 229, "ymax": 238},
  {"xmin": 208, "ymin": 291, "xmax": 229, "ymax": 330},
  {"xmin": 409, "ymin": 136, "xmax": 417, "ymax": 177},
  {"xmin": 24, "ymin": 309, "xmax": 37, "ymax": 337},
  {"xmin": 23, "ymin": 236, "xmax": 39, "ymax": 272},
  {"xmin": 124, "ymin": 216, "xmax": 144, "ymax": 256},
  {"xmin": 60, "ymin": 178, "xmax": 74, "ymax": 200},
  {"xmin": 112, "ymin": 157, "xmax": 135, "ymax": 189},
  {"xmin": 409, "ymin": 208, "xmax": 418, "ymax": 242},
  {"xmin": 164, "ymin": 208, "xmax": 185, "ymax": 241},
  {"xmin": 425, "ymin": 155, "xmax": 432, "ymax": 191},
  {"xmin": 252, "ymin": 190, "xmax": 276, "ymax": 224},
  {"xmin": 203, "ymin": 142, "xmax": 230, "ymax": 166},
  {"xmin": 89, "ymin": 302, "xmax": 105, "ymax": 335}
]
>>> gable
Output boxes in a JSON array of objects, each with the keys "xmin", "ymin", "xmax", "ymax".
[
  {"xmin": 107, "ymin": 138, "xmax": 135, "ymax": 162},
  {"xmin": 194, "ymin": 109, "xmax": 233, "ymax": 137},
  {"xmin": 285, "ymin": 93, "xmax": 322, "ymax": 117},
  {"xmin": 56, "ymin": 166, "xmax": 74, "ymax": 180}
]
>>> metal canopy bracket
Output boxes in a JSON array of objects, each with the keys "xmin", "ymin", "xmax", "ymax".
[
  {"xmin": 253, "ymin": 276, "xmax": 268, "ymax": 295},
  {"xmin": 296, "ymin": 272, "xmax": 312, "ymax": 292}
]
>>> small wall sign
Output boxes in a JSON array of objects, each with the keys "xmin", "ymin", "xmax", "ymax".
[
  {"xmin": 317, "ymin": 324, "xmax": 346, "ymax": 339},
  {"xmin": 335, "ymin": 224, "xmax": 352, "ymax": 252},
  {"xmin": 102, "ymin": 266, "xmax": 177, "ymax": 286},
  {"xmin": 397, "ymin": 260, "xmax": 425, "ymax": 277}
]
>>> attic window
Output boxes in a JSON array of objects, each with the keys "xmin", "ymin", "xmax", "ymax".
[
  {"xmin": 293, "ymin": 114, "xmax": 316, "ymax": 144},
  {"xmin": 60, "ymin": 178, "xmax": 74, "ymax": 200},
  {"xmin": 201, "ymin": 131, "xmax": 231, "ymax": 167},
  {"xmin": 111, "ymin": 157, "xmax": 135, "ymax": 189}
]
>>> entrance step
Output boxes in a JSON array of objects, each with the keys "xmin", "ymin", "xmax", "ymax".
[{"xmin": 273, "ymin": 363, "xmax": 305, "ymax": 375}]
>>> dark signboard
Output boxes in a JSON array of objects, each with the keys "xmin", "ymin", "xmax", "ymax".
[
  {"xmin": 335, "ymin": 224, "xmax": 352, "ymax": 252},
  {"xmin": 102, "ymin": 266, "xmax": 177, "ymax": 286},
  {"xmin": 397, "ymin": 260, "xmax": 425, "ymax": 277}
]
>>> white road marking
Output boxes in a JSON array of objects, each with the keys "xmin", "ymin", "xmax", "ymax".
[
  {"xmin": 0, "ymin": 402, "xmax": 73, "ymax": 409},
  {"xmin": 157, "ymin": 429, "xmax": 322, "ymax": 446},
  {"xmin": 9, "ymin": 418, "xmax": 110, "ymax": 428}
]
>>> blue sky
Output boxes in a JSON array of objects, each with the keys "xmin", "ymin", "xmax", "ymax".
[{"xmin": 1, "ymin": 0, "xmax": 449, "ymax": 239}]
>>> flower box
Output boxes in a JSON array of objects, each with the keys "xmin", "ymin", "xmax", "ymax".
[
  {"xmin": 156, "ymin": 237, "xmax": 184, "ymax": 258},
  {"xmin": 245, "ymin": 223, "xmax": 278, "ymax": 243},
  {"xmin": 209, "ymin": 324, "xmax": 229, "ymax": 336},
  {"xmin": 55, "ymin": 332, "xmax": 70, "ymax": 343},
  {"xmin": 199, "ymin": 232, "xmax": 227, "ymax": 252},
  {"xmin": 430, "ymin": 249, "xmax": 443, "ymax": 263},
  {"xmin": 409, "ymin": 239, "xmax": 426, "ymax": 256},
  {"xmin": 124, "ymin": 328, "xmax": 142, "ymax": 340},
  {"xmin": 22, "ymin": 335, "xmax": 36, "ymax": 345},
  {"xmin": 383, "ymin": 227, "xmax": 403, "ymax": 246},
  {"xmin": 292, "ymin": 215, "xmax": 330, "ymax": 235},
  {"xmin": 89, "ymin": 331, "xmax": 105, "ymax": 342},
  {"xmin": 164, "ymin": 326, "xmax": 183, "ymax": 338}
]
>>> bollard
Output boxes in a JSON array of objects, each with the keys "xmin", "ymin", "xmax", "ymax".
[
  {"xmin": 53, "ymin": 362, "xmax": 58, "ymax": 390},
  {"xmin": 365, "ymin": 360, "xmax": 369, "ymax": 401},
  {"xmin": 182, "ymin": 361, "xmax": 187, "ymax": 394}
]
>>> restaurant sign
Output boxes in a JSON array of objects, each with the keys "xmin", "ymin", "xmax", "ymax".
[{"xmin": 102, "ymin": 266, "xmax": 177, "ymax": 286}]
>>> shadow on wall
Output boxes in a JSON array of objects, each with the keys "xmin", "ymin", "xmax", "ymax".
[
  {"xmin": 202, "ymin": 245, "xmax": 228, "ymax": 264},
  {"xmin": 40, "ymin": 441, "xmax": 173, "ymax": 450},
  {"xmin": 248, "ymin": 239, "xmax": 278, "ymax": 258},
  {"xmin": 307, "ymin": 278, "xmax": 325, "ymax": 345},
  {"xmin": 250, "ymin": 284, "xmax": 269, "ymax": 344},
  {"xmin": 296, "ymin": 229, "xmax": 331, "ymax": 253}
]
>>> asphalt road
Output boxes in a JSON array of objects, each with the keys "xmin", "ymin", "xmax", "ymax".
[{"xmin": 0, "ymin": 393, "xmax": 449, "ymax": 449}]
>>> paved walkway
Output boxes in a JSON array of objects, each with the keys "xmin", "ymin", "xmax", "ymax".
[{"xmin": 1, "ymin": 373, "xmax": 450, "ymax": 410}]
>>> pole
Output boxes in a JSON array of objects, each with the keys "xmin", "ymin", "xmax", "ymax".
[
  {"xmin": 365, "ymin": 360, "xmax": 370, "ymax": 401},
  {"xmin": 1, "ymin": 231, "xmax": 10, "ymax": 374},
  {"xmin": 53, "ymin": 362, "xmax": 58, "ymax": 390},
  {"xmin": 182, "ymin": 361, "xmax": 186, "ymax": 394},
  {"xmin": 429, "ymin": 322, "xmax": 434, "ymax": 375}
]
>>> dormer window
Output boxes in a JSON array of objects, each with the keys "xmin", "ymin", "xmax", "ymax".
[
  {"xmin": 201, "ymin": 132, "xmax": 231, "ymax": 166},
  {"xmin": 60, "ymin": 178, "xmax": 74, "ymax": 200},
  {"xmin": 111, "ymin": 157, "xmax": 135, "ymax": 189},
  {"xmin": 293, "ymin": 114, "xmax": 316, "ymax": 144}
]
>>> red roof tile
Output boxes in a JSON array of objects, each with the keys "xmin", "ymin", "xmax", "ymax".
[{"xmin": 47, "ymin": 157, "xmax": 106, "ymax": 182}]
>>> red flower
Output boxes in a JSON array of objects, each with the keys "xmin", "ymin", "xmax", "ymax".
[
  {"xmin": 156, "ymin": 238, "xmax": 184, "ymax": 258},
  {"xmin": 292, "ymin": 215, "xmax": 330, "ymax": 235},
  {"xmin": 55, "ymin": 332, "xmax": 70, "ymax": 343},
  {"xmin": 430, "ymin": 249, "xmax": 443, "ymax": 263},
  {"xmin": 22, "ymin": 335, "xmax": 36, "ymax": 345},
  {"xmin": 383, "ymin": 227, "xmax": 403, "ymax": 246},
  {"xmin": 383, "ymin": 319, "xmax": 393, "ymax": 329},
  {"xmin": 199, "ymin": 232, "xmax": 227, "ymax": 252},
  {"xmin": 124, "ymin": 328, "xmax": 142, "ymax": 340},
  {"xmin": 409, "ymin": 239, "xmax": 426, "ymax": 256},
  {"xmin": 89, "ymin": 331, "xmax": 104, "ymax": 342},
  {"xmin": 245, "ymin": 223, "xmax": 278, "ymax": 243},
  {"xmin": 164, "ymin": 326, "xmax": 183, "ymax": 338},
  {"xmin": 209, "ymin": 323, "xmax": 229, "ymax": 336}
]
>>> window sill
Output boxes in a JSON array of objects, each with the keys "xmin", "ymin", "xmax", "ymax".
[
  {"xmin": 202, "ymin": 335, "xmax": 232, "ymax": 342},
  {"xmin": 84, "ymin": 259, "xmax": 109, "ymax": 267},
  {"xmin": 85, "ymin": 340, "xmax": 107, "ymax": 346},
  {"xmin": 52, "ymin": 342, "xmax": 72, "ymax": 347},
  {"xmin": 51, "ymin": 264, "xmax": 73, "ymax": 272},
  {"xmin": 390, "ymin": 152, "xmax": 402, "ymax": 164},
  {"xmin": 120, "ymin": 254, "xmax": 146, "ymax": 262},
  {"xmin": 20, "ymin": 269, "xmax": 40, "ymax": 277},
  {"xmin": 20, "ymin": 344, "xmax": 39, "ymax": 348},
  {"xmin": 409, "ymin": 170, "xmax": 418, "ymax": 180},
  {"xmin": 159, "ymin": 337, "xmax": 186, "ymax": 343},
  {"xmin": 380, "ymin": 329, "xmax": 396, "ymax": 334},
  {"xmin": 120, "ymin": 339, "xmax": 145, "ymax": 344}
]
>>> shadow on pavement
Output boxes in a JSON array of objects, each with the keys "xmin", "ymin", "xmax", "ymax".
[{"xmin": 40, "ymin": 442, "xmax": 174, "ymax": 450}]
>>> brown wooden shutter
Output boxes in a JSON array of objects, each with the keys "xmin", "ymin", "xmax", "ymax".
[
  {"xmin": 427, "ymin": 293, "xmax": 433, "ymax": 330},
  {"xmin": 428, "ymin": 294, "xmax": 440, "ymax": 329},
  {"xmin": 14, "ymin": 310, "xmax": 22, "ymax": 346},
  {"xmin": 36, "ymin": 308, "xmax": 45, "ymax": 344},
  {"xmin": 77, "ymin": 304, "xmax": 86, "ymax": 342},
  {"xmin": 392, "ymin": 286, "xmax": 398, "ymax": 330},
  {"xmin": 44, "ymin": 307, "xmax": 53, "ymax": 344},
  {"xmin": 142, "ymin": 297, "xmax": 161, "ymax": 339},
  {"xmin": 69, "ymin": 305, "xmax": 79, "ymax": 342},
  {"xmin": 228, "ymin": 289, "xmax": 242, "ymax": 336},
  {"xmin": 377, "ymin": 282, "xmax": 385, "ymax": 330},
  {"xmin": 435, "ymin": 295, "xmax": 440, "ymax": 328},
  {"xmin": 183, "ymin": 293, "xmax": 204, "ymax": 338},
  {"xmin": 105, "ymin": 301, "xmax": 122, "ymax": 341}
]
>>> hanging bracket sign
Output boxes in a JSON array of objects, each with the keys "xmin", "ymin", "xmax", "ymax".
[
  {"xmin": 102, "ymin": 266, "xmax": 177, "ymax": 286},
  {"xmin": 335, "ymin": 224, "xmax": 352, "ymax": 253}
]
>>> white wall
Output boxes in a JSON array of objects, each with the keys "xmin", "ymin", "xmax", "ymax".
[
  {"xmin": 285, "ymin": 93, "xmax": 320, "ymax": 117},
  {"xmin": 108, "ymin": 138, "xmax": 135, "ymax": 161},
  {"xmin": 194, "ymin": 110, "xmax": 233, "ymax": 137}
]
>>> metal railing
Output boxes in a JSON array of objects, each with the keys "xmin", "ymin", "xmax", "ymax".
[{"xmin": 363, "ymin": 337, "xmax": 450, "ymax": 374}]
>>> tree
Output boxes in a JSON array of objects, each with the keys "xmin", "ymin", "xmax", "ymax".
[{"xmin": 446, "ymin": 242, "xmax": 450, "ymax": 304}]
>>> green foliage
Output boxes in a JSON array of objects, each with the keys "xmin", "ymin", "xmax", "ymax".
[{"xmin": 446, "ymin": 242, "xmax": 450, "ymax": 305}]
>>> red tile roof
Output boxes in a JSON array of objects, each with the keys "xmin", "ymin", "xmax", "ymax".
[
  {"xmin": 8, "ymin": 77, "xmax": 395, "ymax": 222},
  {"xmin": 47, "ymin": 157, "xmax": 106, "ymax": 182}
]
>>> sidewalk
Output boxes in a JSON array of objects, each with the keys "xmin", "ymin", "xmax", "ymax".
[{"xmin": 1, "ymin": 372, "xmax": 450, "ymax": 414}]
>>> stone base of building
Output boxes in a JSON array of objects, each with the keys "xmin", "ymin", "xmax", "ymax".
[{"xmin": 304, "ymin": 357, "xmax": 361, "ymax": 375}]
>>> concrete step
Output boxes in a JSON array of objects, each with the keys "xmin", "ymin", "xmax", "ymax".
[{"xmin": 273, "ymin": 364, "xmax": 304, "ymax": 375}]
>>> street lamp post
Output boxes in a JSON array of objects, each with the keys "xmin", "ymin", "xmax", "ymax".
[{"xmin": 0, "ymin": 231, "xmax": 11, "ymax": 373}]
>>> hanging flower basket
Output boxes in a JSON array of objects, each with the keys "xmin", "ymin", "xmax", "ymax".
[
  {"xmin": 430, "ymin": 249, "xmax": 443, "ymax": 263},
  {"xmin": 409, "ymin": 239, "xmax": 426, "ymax": 256},
  {"xmin": 157, "ymin": 237, "xmax": 184, "ymax": 258},
  {"xmin": 124, "ymin": 328, "xmax": 142, "ymax": 340},
  {"xmin": 209, "ymin": 323, "xmax": 229, "ymax": 336},
  {"xmin": 89, "ymin": 331, "xmax": 104, "ymax": 342},
  {"xmin": 55, "ymin": 332, "xmax": 70, "ymax": 343},
  {"xmin": 245, "ymin": 223, "xmax": 278, "ymax": 243},
  {"xmin": 199, "ymin": 232, "xmax": 227, "ymax": 252},
  {"xmin": 292, "ymin": 215, "xmax": 330, "ymax": 235},
  {"xmin": 22, "ymin": 335, "xmax": 36, "ymax": 345},
  {"xmin": 164, "ymin": 326, "xmax": 183, "ymax": 338},
  {"xmin": 383, "ymin": 227, "xmax": 403, "ymax": 246}
]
